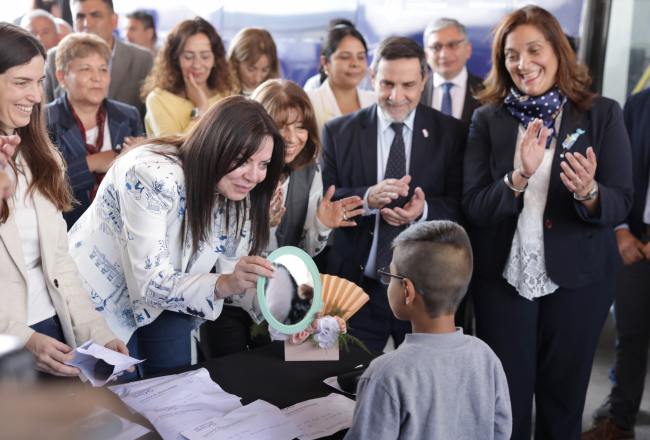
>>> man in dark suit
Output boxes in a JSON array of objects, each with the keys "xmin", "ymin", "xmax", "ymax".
[
  {"xmin": 321, "ymin": 36, "xmax": 465, "ymax": 352},
  {"xmin": 44, "ymin": 0, "xmax": 153, "ymax": 117},
  {"xmin": 583, "ymin": 89, "xmax": 650, "ymax": 439},
  {"xmin": 420, "ymin": 18, "xmax": 482, "ymax": 127}
]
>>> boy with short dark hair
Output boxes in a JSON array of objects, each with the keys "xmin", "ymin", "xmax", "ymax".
[{"xmin": 345, "ymin": 221, "xmax": 512, "ymax": 439}]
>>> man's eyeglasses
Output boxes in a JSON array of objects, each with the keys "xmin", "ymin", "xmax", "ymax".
[
  {"xmin": 427, "ymin": 38, "xmax": 467, "ymax": 53},
  {"xmin": 377, "ymin": 266, "xmax": 406, "ymax": 286}
]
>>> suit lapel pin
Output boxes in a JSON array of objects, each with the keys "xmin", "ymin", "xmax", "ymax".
[
  {"xmin": 422, "ymin": 128, "xmax": 429, "ymax": 138},
  {"xmin": 560, "ymin": 128, "xmax": 585, "ymax": 158}
]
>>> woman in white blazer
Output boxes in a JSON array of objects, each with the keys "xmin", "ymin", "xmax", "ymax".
[
  {"xmin": 0, "ymin": 23, "xmax": 127, "ymax": 377},
  {"xmin": 69, "ymin": 96, "xmax": 285, "ymax": 377},
  {"xmin": 307, "ymin": 24, "xmax": 375, "ymax": 135}
]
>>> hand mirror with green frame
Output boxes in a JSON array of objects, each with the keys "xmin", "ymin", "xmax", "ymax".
[{"xmin": 256, "ymin": 246, "xmax": 323, "ymax": 334}]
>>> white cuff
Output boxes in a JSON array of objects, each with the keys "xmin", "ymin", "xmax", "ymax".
[{"xmin": 362, "ymin": 188, "xmax": 377, "ymax": 216}]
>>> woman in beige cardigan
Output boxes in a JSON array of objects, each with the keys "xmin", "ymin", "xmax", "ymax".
[
  {"xmin": 0, "ymin": 23, "xmax": 127, "ymax": 377},
  {"xmin": 307, "ymin": 24, "xmax": 375, "ymax": 135}
]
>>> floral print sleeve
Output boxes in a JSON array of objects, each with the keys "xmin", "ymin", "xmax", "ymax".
[
  {"xmin": 120, "ymin": 161, "xmax": 220, "ymax": 319},
  {"xmin": 69, "ymin": 146, "xmax": 235, "ymax": 343}
]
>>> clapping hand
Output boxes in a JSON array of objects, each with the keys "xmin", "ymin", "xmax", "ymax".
[
  {"xmin": 381, "ymin": 187, "xmax": 426, "ymax": 226},
  {"xmin": 316, "ymin": 185, "xmax": 363, "ymax": 228},
  {"xmin": 367, "ymin": 175, "xmax": 411, "ymax": 209},
  {"xmin": 518, "ymin": 119, "xmax": 551, "ymax": 178},
  {"xmin": 269, "ymin": 185, "xmax": 286, "ymax": 228},
  {"xmin": 560, "ymin": 147, "xmax": 597, "ymax": 198}
]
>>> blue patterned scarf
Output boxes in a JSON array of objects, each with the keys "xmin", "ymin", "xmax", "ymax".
[{"xmin": 504, "ymin": 87, "xmax": 565, "ymax": 147}]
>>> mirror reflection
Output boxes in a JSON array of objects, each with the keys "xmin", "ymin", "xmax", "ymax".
[{"xmin": 264, "ymin": 254, "xmax": 314, "ymax": 325}]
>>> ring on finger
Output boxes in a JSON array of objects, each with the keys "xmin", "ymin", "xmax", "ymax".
[{"xmin": 342, "ymin": 213, "xmax": 348, "ymax": 221}]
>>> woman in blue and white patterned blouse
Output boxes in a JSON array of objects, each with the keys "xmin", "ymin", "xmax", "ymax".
[{"xmin": 69, "ymin": 95, "xmax": 285, "ymax": 377}]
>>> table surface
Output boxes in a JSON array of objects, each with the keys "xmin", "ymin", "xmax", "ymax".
[
  {"xmin": 112, "ymin": 341, "xmax": 376, "ymax": 440},
  {"xmin": 193, "ymin": 341, "xmax": 374, "ymax": 408}
]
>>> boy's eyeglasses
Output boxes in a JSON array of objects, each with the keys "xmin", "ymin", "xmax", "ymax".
[{"xmin": 377, "ymin": 266, "xmax": 406, "ymax": 286}]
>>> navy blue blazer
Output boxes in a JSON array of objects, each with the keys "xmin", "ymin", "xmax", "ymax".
[
  {"xmin": 46, "ymin": 96, "xmax": 144, "ymax": 228},
  {"xmin": 321, "ymin": 103, "xmax": 465, "ymax": 283},
  {"xmin": 622, "ymin": 89, "xmax": 650, "ymax": 239},
  {"xmin": 462, "ymin": 97, "xmax": 634, "ymax": 288}
]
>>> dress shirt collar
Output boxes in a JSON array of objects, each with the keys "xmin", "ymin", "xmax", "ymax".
[
  {"xmin": 433, "ymin": 66, "xmax": 468, "ymax": 89},
  {"xmin": 376, "ymin": 104, "xmax": 416, "ymax": 135}
]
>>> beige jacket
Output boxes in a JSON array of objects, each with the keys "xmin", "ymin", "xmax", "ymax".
[
  {"xmin": 307, "ymin": 78, "xmax": 376, "ymax": 136},
  {"xmin": 0, "ymin": 168, "xmax": 115, "ymax": 348}
]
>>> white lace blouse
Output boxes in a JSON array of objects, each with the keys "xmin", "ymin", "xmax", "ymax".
[{"xmin": 503, "ymin": 115, "xmax": 563, "ymax": 300}]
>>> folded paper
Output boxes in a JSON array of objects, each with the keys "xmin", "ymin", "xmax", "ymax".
[{"xmin": 65, "ymin": 340, "xmax": 143, "ymax": 387}]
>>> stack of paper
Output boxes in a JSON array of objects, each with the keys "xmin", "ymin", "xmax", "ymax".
[
  {"xmin": 283, "ymin": 393, "xmax": 357, "ymax": 440},
  {"xmin": 180, "ymin": 393, "xmax": 356, "ymax": 440},
  {"xmin": 181, "ymin": 400, "xmax": 301, "ymax": 440},
  {"xmin": 109, "ymin": 368, "xmax": 242, "ymax": 440}
]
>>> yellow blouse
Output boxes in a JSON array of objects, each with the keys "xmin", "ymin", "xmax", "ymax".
[{"xmin": 144, "ymin": 88, "xmax": 230, "ymax": 136}]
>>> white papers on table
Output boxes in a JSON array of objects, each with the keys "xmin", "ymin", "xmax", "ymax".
[
  {"xmin": 181, "ymin": 393, "xmax": 356, "ymax": 440},
  {"xmin": 109, "ymin": 368, "xmax": 242, "ymax": 440},
  {"xmin": 281, "ymin": 393, "xmax": 356, "ymax": 440},
  {"xmin": 323, "ymin": 376, "xmax": 344, "ymax": 393},
  {"xmin": 65, "ymin": 340, "xmax": 144, "ymax": 387},
  {"xmin": 181, "ymin": 400, "xmax": 301, "ymax": 440}
]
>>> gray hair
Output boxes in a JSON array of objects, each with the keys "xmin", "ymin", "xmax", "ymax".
[
  {"xmin": 20, "ymin": 9, "xmax": 59, "ymax": 32},
  {"xmin": 55, "ymin": 17, "xmax": 73, "ymax": 34},
  {"xmin": 423, "ymin": 17, "xmax": 467, "ymax": 44},
  {"xmin": 392, "ymin": 221, "xmax": 473, "ymax": 318}
]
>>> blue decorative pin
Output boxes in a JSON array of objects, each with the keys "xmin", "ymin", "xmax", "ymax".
[{"xmin": 560, "ymin": 128, "xmax": 585, "ymax": 158}]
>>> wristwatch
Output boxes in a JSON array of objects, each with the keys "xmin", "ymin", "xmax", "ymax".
[
  {"xmin": 190, "ymin": 107, "xmax": 201, "ymax": 119},
  {"xmin": 573, "ymin": 182, "xmax": 599, "ymax": 201}
]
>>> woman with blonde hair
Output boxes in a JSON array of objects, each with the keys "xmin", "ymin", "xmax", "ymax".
[
  {"xmin": 462, "ymin": 5, "xmax": 633, "ymax": 438},
  {"xmin": 46, "ymin": 32, "xmax": 144, "ymax": 228},
  {"xmin": 141, "ymin": 17, "xmax": 234, "ymax": 136},
  {"xmin": 228, "ymin": 27, "xmax": 280, "ymax": 96}
]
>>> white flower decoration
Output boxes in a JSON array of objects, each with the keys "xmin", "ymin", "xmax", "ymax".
[{"xmin": 314, "ymin": 316, "xmax": 342, "ymax": 349}]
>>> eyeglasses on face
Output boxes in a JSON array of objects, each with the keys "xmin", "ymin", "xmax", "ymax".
[
  {"xmin": 427, "ymin": 38, "xmax": 467, "ymax": 53},
  {"xmin": 377, "ymin": 266, "xmax": 406, "ymax": 286}
]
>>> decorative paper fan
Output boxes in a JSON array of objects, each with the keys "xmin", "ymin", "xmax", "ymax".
[{"xmin": 320, "ymin": 274, "xmax": 369, "ymax": 321}]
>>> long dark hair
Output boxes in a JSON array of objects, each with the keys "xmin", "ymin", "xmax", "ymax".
[
  {"xmin": 151, "ymin": 96, "xmax": 285, "ymax": 255},
  {"xmin": 0, "ymin": 23, "xmax": 73, "ymax": 223},
  {"xmin": 141, "ymin": 17, "xmax": 233, "ymax": 99},
  {"xmin": 478, "ymin": 5, "xmax": 594, "ymax": 110}
]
